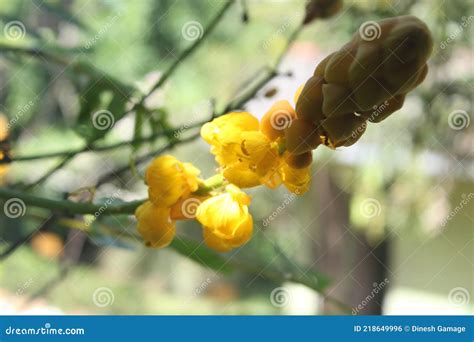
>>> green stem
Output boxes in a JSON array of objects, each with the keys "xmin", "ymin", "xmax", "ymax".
[
  {"xmin": 194, "ymin": 174, "xmax": 226, "ymax": 195},
  {"xmin": 0, "ymin": 187, "xmax": 144, "ymax": 215},
  {"xmin": 0, "ymin": 174, "xmax": 224, "ymax": 216}
]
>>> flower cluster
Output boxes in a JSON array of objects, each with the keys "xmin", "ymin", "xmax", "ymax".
[
  {"xmin": 135, "ymin": 155, "xmax": 201, "ymax": 248},
  {"xmin": 134, "ymin": 15, "xmax": 433, "ymax": 253},
  {"xmin": 201, "ymin": 101, "xmax": 313, "ymax": 194},
  {"xmin": 135, "ymin": 155, "xmax": 254, "ymax": 252}
]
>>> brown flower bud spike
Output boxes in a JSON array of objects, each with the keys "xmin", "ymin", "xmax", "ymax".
[{"xmin": 295, "ymin": 15, "xmax": 433, "ymax": 149}]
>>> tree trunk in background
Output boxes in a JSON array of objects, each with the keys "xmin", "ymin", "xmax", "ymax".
[{"xmin": 313, "ymin": 167, "xmax": 390, "ymax": 315}]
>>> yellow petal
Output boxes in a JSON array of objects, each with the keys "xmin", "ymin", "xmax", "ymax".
[
  {"xmin": 146, "ymin": 155, "xmax": 201, "ymax": 207},
  {"xmin": 196, "ymin": 185, "xmax": 253, "ymax": 252},
  {"xmin": 200, "ymin": 112, "xmax": 259, "ymax": 145},
  {"xmin": 222, "ymin": 162, "xmax": 261, "ymax": 188},
  {"xmin": 241, "ymin": 131, "xmax": 279, "ymax": 177},
  {"xmin": 281, "ymin": 163, "xmax": 312, "ymax": 194},
  {"xmin": 135, "ymin": 201, "xmax": 175, "ymax": 248}
]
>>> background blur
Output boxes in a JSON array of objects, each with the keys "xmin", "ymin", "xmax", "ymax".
[{"xmin": 0, "ymin": 0, "xmax": 472, "ymax": 315}]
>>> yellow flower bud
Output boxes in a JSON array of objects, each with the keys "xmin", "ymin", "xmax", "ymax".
[
  {"xmin": 196, "ymin": 185, "xmax": 253, "ymax": 252},
  {"xmin": 281, "ymin": 161, "xmax": 311, "ymax": 194},
  {"xmin": 260, "ymin": 100, "xmax": 297, "ymax": 141},
  {"xmin": 135, "ymin": 201, "xmax": 175, "ymax": 248},
  {"xmin": 145, "ymin": 155, "xmax": 201, "ymax": 207}
]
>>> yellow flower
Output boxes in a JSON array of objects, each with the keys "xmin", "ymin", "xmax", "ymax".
[
  {"xmin": 201, "ymin": 106, "xmax": 314, "ymax": 194},
  {"xmin": 196, "ymin": 185, "xmax": 253, "ymax": 252},
  {"xmin": 145, "ymin": 155, "xmax": 201, "ymax": 207},
  {"xmin": 200, "ymin": 111, "xmax": 259, "ymax": 146},
  {"xmin": 135, "ymin": 201, "xmax": 175, "ymax": 248},
  {"xmin": 202, "ymin": 112, "xmax": 283, "ymax": 189},
  {"xmin": 223, "ymin": 131, "xmax": 281, "ymax": 188}
]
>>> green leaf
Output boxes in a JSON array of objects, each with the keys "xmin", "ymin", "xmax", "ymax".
[
  {"xmin": 234, "ymin": 232, "xmax": 331, "ymax": 293},
  {"xmin": 170, "ymin": 236, "xmax": 234, "ymax": 274},
  {"xmin": 74, "ymin": 77, "xmax": 134, "ymax": 143}
]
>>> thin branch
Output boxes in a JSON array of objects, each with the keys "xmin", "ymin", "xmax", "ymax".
[
  {"xmin": 0, "ymin": 187, "xmax": 144, "ymax": 215},
  {"xmin": 10, "ymin": 122, "xmax": 203, "ymax": 162},
  {"xmin": 96, "ymin": 133, "xmax": 199, "ymax": 186},
  {"xmin": 136, "ymin": 0, "xmax": 235, "ymax": 107}
]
